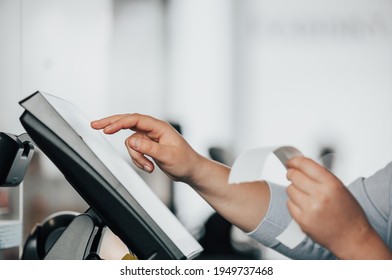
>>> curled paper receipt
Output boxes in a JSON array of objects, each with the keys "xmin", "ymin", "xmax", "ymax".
[{"xmin": 229, "ymin": 146, "xmax": 307, "ymax": 249}]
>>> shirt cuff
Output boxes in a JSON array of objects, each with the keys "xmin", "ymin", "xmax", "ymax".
[{"xmin": 246, "ymin": 181, "xmax": 292, "ymax": 247}]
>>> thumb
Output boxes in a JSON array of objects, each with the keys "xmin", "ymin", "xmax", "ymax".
[{"xmin": 126, "ymin": 135, "xmax": 164, "ymax": 161}]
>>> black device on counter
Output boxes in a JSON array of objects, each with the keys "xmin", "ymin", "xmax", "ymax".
[
  {"xmin": 18, "ymin": 91, "xmax": 202, "ymax": 260},
  {"xmin": 0, "ymin": 132, "xmax": 34, "ymax": 187}
]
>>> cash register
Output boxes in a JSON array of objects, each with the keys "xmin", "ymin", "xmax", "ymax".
[{"xmin": 1, "ymin": 91, "xmax": 203, "ymax": 260}]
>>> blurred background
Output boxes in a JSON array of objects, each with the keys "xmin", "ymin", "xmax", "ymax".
[{"xmin": 0, "ymin": 0, "xmax": 391, "ymax": 260}]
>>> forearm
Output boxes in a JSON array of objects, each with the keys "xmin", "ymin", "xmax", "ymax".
[{"xmin": 187, "ymin": 154, "xmax": 270, "ymax": 232}]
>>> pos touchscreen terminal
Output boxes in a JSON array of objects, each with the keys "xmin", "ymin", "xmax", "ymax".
[{"xmin": 19, "ymin": 91, "xmax": 203, "ymax": 260}]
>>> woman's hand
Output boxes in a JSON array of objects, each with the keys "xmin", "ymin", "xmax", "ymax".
[
  {"xmin": 91, "ymin": 113, "xmax": 202, "ymax": 183},
  {"xmin": 286, "ymin": 156, "xmax": 391, "ymax": 259}
]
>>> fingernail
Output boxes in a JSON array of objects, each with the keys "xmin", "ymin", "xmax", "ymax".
[
  {"xmin": 103, "ymin": 125, "xmax": 113, "ymax": 133},
  {"xmin": 132, "ymin": 138, "xmax": 141, "ymax": 149},
  {"xmin": 144, "ymin": 165, "xmax": 152, "ymax": 172}
]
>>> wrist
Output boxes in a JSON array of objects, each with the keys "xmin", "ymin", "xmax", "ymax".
[
  {"xmin": 182, "ymin": 152, "xmax": 209, "ymax": 186},
  {"xmin": 331, "ymin": 222, "xmax": 391, "ymax": 260},
  {"xmin": 186, "ymin": 153, "xmax": 229, "ymax": 193}
]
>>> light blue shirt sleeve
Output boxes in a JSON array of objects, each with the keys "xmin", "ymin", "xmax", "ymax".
[
  {"xmin": 347, "ymin": 162, "xmax": 392, "ymax": 247},
  {"xmin": 247, "ymin": 162, "xmax": 392, "ymax": 259}
]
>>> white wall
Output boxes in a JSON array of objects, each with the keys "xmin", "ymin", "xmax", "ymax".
[
  {"xmin": 1, "ymin": 0, "xmax": 114, "ymax": 130},
  {"xmin": 109, "ymin": 0, "xmax": 165, "ymax": 118},
  {"xmin": 21, "ymin": 0, "xmax": 112, "ymax": 117},
  {"xmin": 0, "ymin": 0, "xmax": 23, "ymax": 134}
]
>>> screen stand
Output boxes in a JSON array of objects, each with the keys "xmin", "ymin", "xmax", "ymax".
[{"xmin": 44, "ymin": 208, "xmax": 106, "ymax": 260}]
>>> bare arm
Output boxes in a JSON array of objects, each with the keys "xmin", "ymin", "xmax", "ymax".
[{"xmin": 91, "ymin": 113, "xmax": 269, "ymax": 232}]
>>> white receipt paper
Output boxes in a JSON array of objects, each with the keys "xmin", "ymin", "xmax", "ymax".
[{"xmin": 228, "ymin": 146, "xmax": 307, "ymax": 249}]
